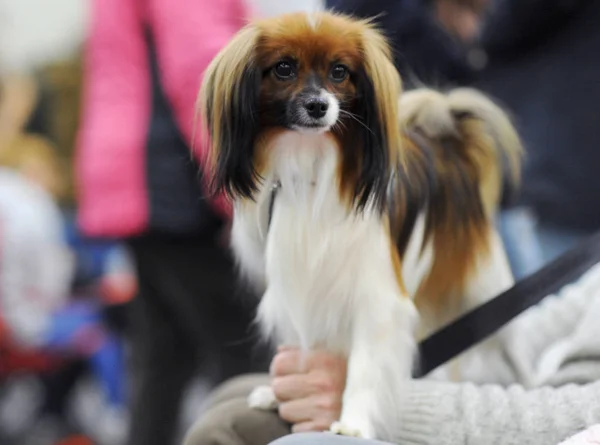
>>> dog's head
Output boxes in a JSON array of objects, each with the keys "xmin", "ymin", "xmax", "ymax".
[{"xmin": 199, "ymin": 12, "xmax": 402, "ymax": 209}]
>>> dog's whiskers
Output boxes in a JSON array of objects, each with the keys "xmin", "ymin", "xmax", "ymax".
[{"xmin": 339, "ymin": 109, "xmax": 375, "ymax": 135}]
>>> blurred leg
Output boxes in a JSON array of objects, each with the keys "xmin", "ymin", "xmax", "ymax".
[
  {"xmin": 102, "ymin": 301, "xmax": 133, "ymax": 336},
  {"xmin": 183, "ymin": 374, "xmax": 288, "ymax": 445},
  {"xmin": 20, "ymin": 362, "xmax": 87, "ymax": 445},
  {"xmin": 43, "ymin": 302, "xmax": 128, "ymax": 411},
  {"xmin": 39, "ymin": 360, "xmax": 86, "ymax": 418},
  {"xmin": 88, "ymin": 334, "xmax": 126, "ymax": 408},
  {"xmin": 127, "ymin": 238, "xmax": 197, "ymax": 445},
  {"xmin": 127, "ymin": 234, "xmax": 271, "ymax": 445},
  {"xmin": 188, "ymin": 240, "xmax": 271, "ymax": 384}
]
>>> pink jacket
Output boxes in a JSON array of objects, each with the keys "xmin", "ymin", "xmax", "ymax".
[{"xmin": 76, "ymin": 0, "xmax": 249, "ymax": 237}]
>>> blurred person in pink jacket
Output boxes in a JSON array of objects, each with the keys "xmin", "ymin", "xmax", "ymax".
[{"xmin": 76, "ymin": 0, "xmax": 270, "ymax": 444}]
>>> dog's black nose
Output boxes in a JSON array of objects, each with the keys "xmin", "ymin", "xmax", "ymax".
[{"xmin": 304, "ymin": 98, "xmax": 329, "ymax": 119}]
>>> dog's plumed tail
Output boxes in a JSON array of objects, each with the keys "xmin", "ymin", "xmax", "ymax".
[
  {"xmin": 399, "ymin": 87, "xmax": 523, "ymax": 216},
  {"xmin": 393, "ymin": 87, "xmax": 523, "ymax": 322}
]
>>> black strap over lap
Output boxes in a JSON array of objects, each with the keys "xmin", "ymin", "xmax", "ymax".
[{"xmin": 415, "ymin": 230, "xmax": 600, "ymax": 377}]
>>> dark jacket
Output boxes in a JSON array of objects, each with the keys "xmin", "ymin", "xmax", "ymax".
[
  {"xmin": 326, "ymin": 0, "xmax": 475, "ymax": 88},
  {"xmin": 76, "ymin": 0, "xmax": 245, "ymax": 238},
  {"xmin": 477, "ymin": 0, "xmax": 600, "ymax": 231},
  {"xmin": 327, "ymin": 0, "xmax": 600, "ymax": 231}
]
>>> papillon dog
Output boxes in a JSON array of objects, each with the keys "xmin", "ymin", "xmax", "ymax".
[{"xmin": 199, "ymin": 11, "xmax": 522, "ymax": 440}]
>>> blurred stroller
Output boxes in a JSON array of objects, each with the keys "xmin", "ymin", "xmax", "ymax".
[{"xmin": 0, "ymin": 135, "xmax": 131, "ymax": 445}]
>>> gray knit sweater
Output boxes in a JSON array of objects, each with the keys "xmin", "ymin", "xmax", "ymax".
[{"xmin": 393, "ymin": 262, "xmax": 600, "ymax": 445}]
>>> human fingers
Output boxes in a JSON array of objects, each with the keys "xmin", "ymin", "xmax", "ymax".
[
  {"xmin": 270, "ymin": 349, "xmax": 346, "ymax": 377},
  {"xmin": 278, "ymin": 393, "xmax": 341, "ymax": 426}
]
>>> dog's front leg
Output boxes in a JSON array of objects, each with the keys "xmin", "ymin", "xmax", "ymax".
[{"xmin": 331, "ymin": 294, "xmax": 417, "ymax": 440}]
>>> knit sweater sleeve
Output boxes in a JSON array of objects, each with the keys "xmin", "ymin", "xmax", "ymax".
[
  {"xmin": 394, "ymin": 380, "xmax": 600, "ymax": 445},
  {"xmin": 393, "ymin": 263, "xmax": 600, "ymax": 445},
  {"xmin": 440, "ymin": 262, "xmax": 600, "ymax": 386}
]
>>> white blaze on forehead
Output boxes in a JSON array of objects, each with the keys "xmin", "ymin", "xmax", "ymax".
[
  {"xmin": 253, "ymin": 0, "xmax": 324, "ymax": 17},
  {"xmin": 305, "ymin": 12, "xmax": 320, "ymax": 30}
]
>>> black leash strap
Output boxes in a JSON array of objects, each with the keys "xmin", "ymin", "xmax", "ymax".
[
  {"xmin": 415, "ymin": 230, "xmax": 600, "ymax": 378},
  {"xmin": 267, "ymin": 181, "xmax": 281, "ymax": 229}
]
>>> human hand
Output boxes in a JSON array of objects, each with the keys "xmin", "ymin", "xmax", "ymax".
[{"xmin": 270, "ymin": 346, "xmax": 347, "ymax": 433}]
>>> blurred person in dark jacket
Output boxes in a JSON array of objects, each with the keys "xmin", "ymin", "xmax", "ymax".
[
  {"xmin": 323, "ymin": 0, "xmax": 540, "ymax": 276},
  {"xmin": 76, "ymin": 0, "xmax": 270, "ymax": 444},
  {"xmin": 326, "ymin": 0, "xmax": 483, "ymax": 87},
  {"xmin": 475, "ymin": 0, "xmax": 599, "ymax": 266},
  {"xmin": 325, "ymin": 0, "xmax": 599, "ymax": 277}
]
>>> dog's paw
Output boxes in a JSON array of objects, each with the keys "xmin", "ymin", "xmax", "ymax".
[
  {"xmin": 328, "ymin": 421, "xmax": 364, "ymax": 438},
  {"xmin": 329, "ymin": 418, "xmax": 376, "ymax": 439},
  {"xmin": 247, "ymin": 385, "xmax": 278, "ymax": 411}
]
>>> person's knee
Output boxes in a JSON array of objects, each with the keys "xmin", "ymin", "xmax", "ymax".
[
  {"xmin": 269, "ymin": 433, "xmax": 391, "ymax": 445},
  {"xmin": 207, "ymin": 373, "xmax": 271, "ymax": 409},
  {"xmin": 269, "ymin": 434, "xmax": 325, "ymax": 445},
  {"xmin": 183, "ymin": 397, "xmax": 288, "ymax": 445}
]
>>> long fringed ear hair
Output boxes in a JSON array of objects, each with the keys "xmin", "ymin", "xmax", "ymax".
[
  {"xmin": 351, "ymin": 21, "xmax": 403, "ymax": 211},
  {"xmin": 198, "ymin": 24, "xmax": 262, "ymax": 200}
]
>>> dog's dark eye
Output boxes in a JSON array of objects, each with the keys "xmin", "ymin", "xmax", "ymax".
[
  {"xmin": 274, "ymin": 61, "xmax": 296, "ymax": 80},
  {"xmin": 330, "ymin": 64, "xmax": 349, "ymax": 82}
]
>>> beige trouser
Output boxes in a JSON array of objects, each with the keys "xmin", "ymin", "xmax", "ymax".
[{"xmin": 183, "ymin": 374, "xmax": 290, "ymax": 445}]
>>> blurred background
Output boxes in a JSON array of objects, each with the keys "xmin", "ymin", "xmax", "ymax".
[{"xmin": 0, "ymin": 0, "xmax": 597, "ymax": 444}]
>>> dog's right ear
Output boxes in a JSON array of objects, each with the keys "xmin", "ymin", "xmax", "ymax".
[{"xmin": 198, "ymin": 24, "xmax": 262, "ymax": 200}]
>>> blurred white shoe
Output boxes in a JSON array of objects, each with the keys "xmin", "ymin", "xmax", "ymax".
[
  {"xmin": 0, "ymin": 376, "xmax": 43, "ymax": 438},
  {"xmin": 69, "ymin": 378, "xmax": 129, "ymax": 445},
  {"xmin": 92, "ymin": 406, "xmax": 130, "ymax": 445}
]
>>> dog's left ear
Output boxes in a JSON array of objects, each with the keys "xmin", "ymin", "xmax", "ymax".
[
  {"xmin": 353, "ymin": 24, "xmax": 403, "ymax": 211},
  {"xmin": 198, "ymin": 24, "xmax": 262, "ymax": 200}
]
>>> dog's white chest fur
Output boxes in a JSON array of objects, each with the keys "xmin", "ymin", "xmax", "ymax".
[
  {"xmin": 232, "ymin": 131, "xmax": 417, "ymax": 438},
  {"xmin": 235, "ymin": 133, "xmax": 398, "ymax": 352},
  {"xmin": 260, "ymin": 135, "xmax": 388, "ymax": 352}
]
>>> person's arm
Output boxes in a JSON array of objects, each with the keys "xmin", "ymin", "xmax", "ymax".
[
  {"xmin": 273, "ymin": 351, "xmax": 600, "ymax": 445},
  {"xmin": 390, "ymin": 379, "xmax": 600, "ymax": 445},
  {"xmin": 76, "ymin": 0, "xmax": 153, "ymax": 235},
  {"xmin": 455, "ymin": 262, "xmax": 600, "ymax": 387},
  {"xmin": 272, "ymin": 263, "xmax": 600, "ymax": 441}
]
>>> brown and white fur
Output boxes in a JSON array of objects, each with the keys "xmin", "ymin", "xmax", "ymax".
[{"xmin": 199, "ymin": 11, "xmax": 522, "ymax": 440}]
